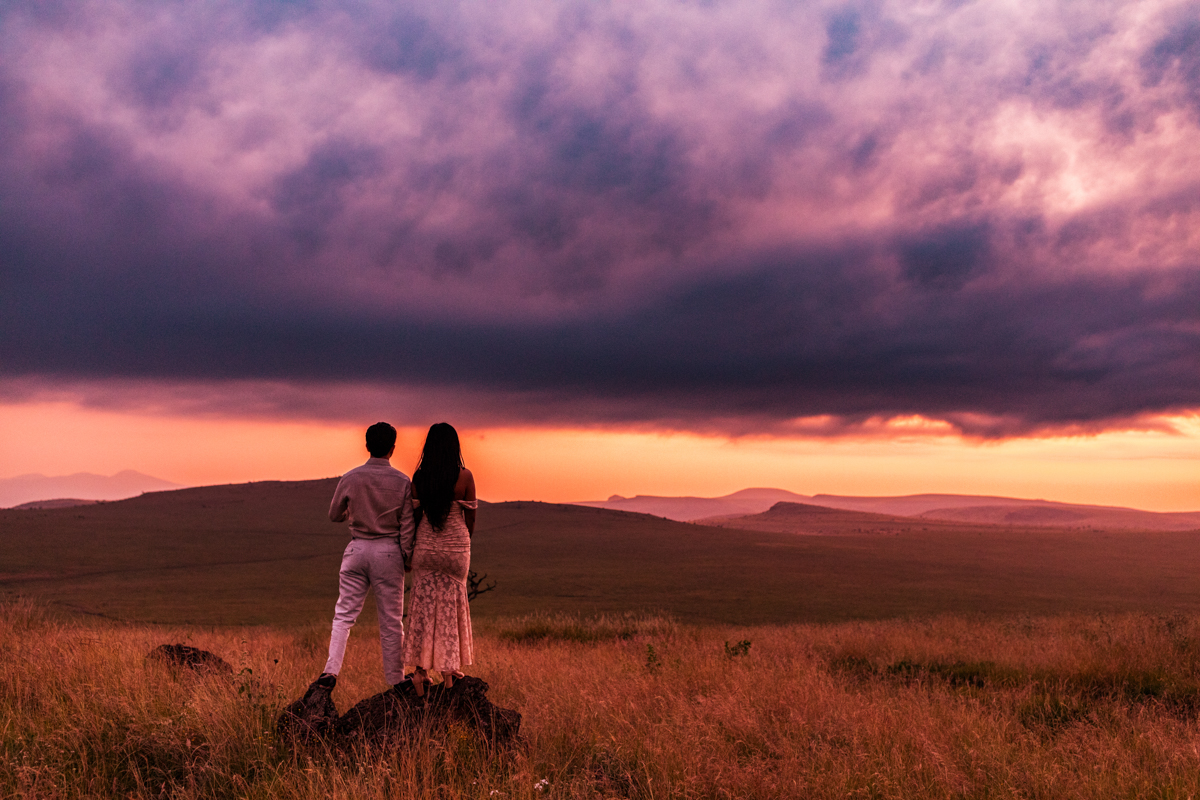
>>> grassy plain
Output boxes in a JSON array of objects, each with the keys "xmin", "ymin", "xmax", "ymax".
[
  {"xmin": 3, "ymin": 481, "xmax": 1200, "ymax": 626},
  {"xmin": 7, "ymin": 482, "xmax": 1200, "ymax": 797},
  {"xmin": 7, "ymin": 600, "xmax": 1200, "ymax": 798}
]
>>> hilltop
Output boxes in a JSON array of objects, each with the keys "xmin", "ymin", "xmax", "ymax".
[
  {"xmin": 696, "ymin": 501, "xmax": 967, "ymax": 535},
  {"xmin": 701, "ymin": 500, "xmax": 1200, "ymax": 535},
  {"xmin": 2, "ymin": 479, "xmax": 1200, "ymax": 626},
  {"xmin": 573, "ymin": 487, "xmax": 812, "ymax": 521}
]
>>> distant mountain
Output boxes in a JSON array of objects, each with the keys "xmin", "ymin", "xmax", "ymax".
[
  {"xmin": 577, "ymin": 489, "xmax": 1200, "ymax": 531},
  {"xmin": 808, "ymin": 493, "xmax": 1074, "ymax": 516},
  {"xmin": 573, "ymin": 487, "xmax": 812, "ymax": 521},
  {"xmin": 0, "ymin": 471, "xmax": 182, "ymax": 509},
  {"xmin": 699, "ymin": 498, "xmax": 1200, "ymax": 533},
  {"xmin": 698, "ymin": 501, "xmax": 938, "ymax": 535},
  {"xmin": 804, "ymin": 493, "xmax": 1200, "ymax": 530}
]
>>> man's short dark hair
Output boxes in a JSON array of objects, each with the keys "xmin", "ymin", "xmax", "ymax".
[{"xmin": 366, "ymin": 422, "xmax": 397, "ymax": 457}]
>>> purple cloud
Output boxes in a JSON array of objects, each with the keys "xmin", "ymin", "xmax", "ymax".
[{"xmin": 1, "ymin": 0, "xmax": 1198, "ymax": 437}]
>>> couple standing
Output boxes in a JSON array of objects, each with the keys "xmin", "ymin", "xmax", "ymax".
[{"xmin": 316, "ymin": 421, "xmax": 476, "ymax": 697}]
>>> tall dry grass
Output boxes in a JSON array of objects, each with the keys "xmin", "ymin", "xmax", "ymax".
[{"xmin": 5, "ymin": 600, "xmax": 1200, "ymax": 798}]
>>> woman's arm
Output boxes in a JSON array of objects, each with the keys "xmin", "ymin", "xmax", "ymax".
[{"xmin": 457, "ymin": 468, "xmax": 477, "ymax": 536}]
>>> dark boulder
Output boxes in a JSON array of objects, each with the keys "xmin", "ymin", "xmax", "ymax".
[
  {"xmin": 338, "ymin": 675, "xmax": 521, "ymax": 747},
  {"xmin": 276, "ymin": 675, "xmax": 520, "ymax": 751},
  {"xmin": 148, "ymin": 644, "xmax": 233, "ymax": 674},
  {"xmin": 276, "ymin": 680, "xmax": 341, "ymax": 745},
  {"xmin": 332, "ymin": 681, "xmax": 418, "ymax": 746},
  {"xmin": 432, "ymin": 676, "xmax": 522, "ymax": 745}
]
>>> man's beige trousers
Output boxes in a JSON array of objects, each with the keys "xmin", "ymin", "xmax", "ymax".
[{"xmin": 323, "ymin": 537, "xmax": 406, "ymax": 685}]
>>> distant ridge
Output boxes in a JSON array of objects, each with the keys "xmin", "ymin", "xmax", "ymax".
[
  {"xmin": 573, "ymin": 487, "xmax": 811, "ymax": 521},
  {"xmin": 0, "ymin": 470, "xmax": 181, "ymax": 509},
  {"xmin": 578, "ymin": 490, "xmax": 1200, "ymax": 531},
  {"xmin": 914, "ymin": 504, "xmax": 1200, "ymax": 531},
  {"xmin": 810, "ymin": 493, "xmax": 1093, "ymax": 516},
  {"xmin": 10, "ymin": 498, "xmax": 102, "ymax": 510},
  {"xmin": 698, "ymin": 501, "xmax": 967, "ymax": 535},
  {"xmin": 807, "ymin": 494, "xmax": 1200, "ymax": 531}
]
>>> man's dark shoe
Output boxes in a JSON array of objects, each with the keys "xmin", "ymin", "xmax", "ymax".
[{"xmin": 314, "ymin": 672, "xmax": 337, "ymax": 690}]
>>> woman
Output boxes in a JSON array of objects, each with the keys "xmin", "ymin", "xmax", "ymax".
[{"xmin": 403, "ymin": 422, "xmax": 477, "ymax": 696}]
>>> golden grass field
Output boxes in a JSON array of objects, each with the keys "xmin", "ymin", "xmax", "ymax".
[
  {"xmin": 6, "ymin": 481, "xmax": 1200, "ymax": 797},
  {"xmin": 7, "ymin": 599, "xmax": 1200, "ymax": 799}
]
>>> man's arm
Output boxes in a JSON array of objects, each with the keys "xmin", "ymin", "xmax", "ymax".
[
  {"xmin": 397, "ymin": 481, "xmax": 416, "ymax": 563},
  {"xmin": 329, "ymin": 477, "xmax": 351, "ymax": 523}
]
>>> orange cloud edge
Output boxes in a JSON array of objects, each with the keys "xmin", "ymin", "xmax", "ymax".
[{"xmin": 2, "ymin": 400, "xmax": 1197, "ymax": 513}]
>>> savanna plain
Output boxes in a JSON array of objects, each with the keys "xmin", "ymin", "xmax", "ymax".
[{"xmin": 5, "ymin": 481, "xmax": 1200, "ymax": 798}]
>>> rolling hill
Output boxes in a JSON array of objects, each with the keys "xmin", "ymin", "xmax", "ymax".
[
  {"xmin": 10, "ymin": 498, "xmax": 103, "ymax": 510},
  {"xmin": 808, "ymin": 493, "xmax": 1200, "ymax": 531},
  {"xmin": 572, "ymin": 487, "xmax": 812, "ymax": 520},
  {"xmin": 577, "ymin": 489, "xmax": 1200, "ymax": 530},
  {"xmin": 696, "ymin": 501, "xmax": 976, "ymax": 535},
  {"xmin": 701, "ymin": 500, "xmax": 1200, "ymax": 535},
  {"xmin": 3, "ymin": 480, "xmax": 1200, "ymax": 626},
  {"xmin": 914, "ymin": 503, "xmax": 1200, "ymax": 530}
]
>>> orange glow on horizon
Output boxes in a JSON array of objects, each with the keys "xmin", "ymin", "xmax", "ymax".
[{"xmin": 1, "ymin": 401, "xmax": 1197, "ymax": 512}]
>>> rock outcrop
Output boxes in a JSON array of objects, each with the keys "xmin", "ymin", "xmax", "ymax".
[
  {"xmin": 338, "ymin": 676, "xmax": 521, "ymax": 746},
  {"xmin": 276, "ymin": 675, "xmax": 521, "ymax": 751},
  {"xmin": 276, "ymin": 680, "xmax": 340, "ymax": 745},
  {"xmin": 147, "ymin": 644, "xmax": 234, "ymax": 674}
]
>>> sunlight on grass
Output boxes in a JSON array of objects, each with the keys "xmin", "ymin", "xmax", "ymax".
[
  {"xmin": 5, "ymin": 600, "xmax": 1200, "ymax": 798},
  {"xmin": 486, "ymin": 611, "xmax": 678, "ymax": 644}
]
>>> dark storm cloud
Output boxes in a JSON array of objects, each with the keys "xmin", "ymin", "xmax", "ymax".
[
  {"xmin": 898, "ymin": 222, "xmax": 992, "ymax": 289},
  {"xmin": 1, "ymin": 0, "xmax": 1199, "ymax": 437},
  {"xmin": 1142, "ymin": 16, "xmax": 1200, "ymax": 116},
  {"xmin": 124, "ymin": 42, "xmax": 207, "ymax": 110},
  {"xmin": 272, "ymin": 140, "xmax": 385, "ymax": 251},
  {"xmin": 821, "ymin": 3, "xmax": 905, "ymax": 81},
  {"xmin": 358, "ymin": 8, "xmax": 465, "ymax": 80}
]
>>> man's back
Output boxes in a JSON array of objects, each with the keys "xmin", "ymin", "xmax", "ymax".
[{"xmin": 329, "ymin": 457, "xmax": 414, "ymax": 540}]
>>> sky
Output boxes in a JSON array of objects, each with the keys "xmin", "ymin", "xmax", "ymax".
[{"xmin": 1, "ymin": 0, "xmax": 1198, "ymax": 510}]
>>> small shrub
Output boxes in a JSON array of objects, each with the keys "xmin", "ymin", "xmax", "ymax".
[
  {"xmin": 885, "ymin": 659, "xmax": 1018, "ymax": 689},
  {"xmin": 1018, "ymin": 688, "xmax": 1094, "ymax": 732},
  {"xmin": 822, "ymin": 651, "xmax": 878, "ymax": 679},
  {"xmin": 645, "ymin": 644, "xmax": 661, "ymax": 674},
  {"xmin": 724, "ymin": 639, "xmax": 751, "ymax": 659}
]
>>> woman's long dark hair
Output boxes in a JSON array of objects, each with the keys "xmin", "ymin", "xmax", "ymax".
[{"xmin": 412, "ymin": 422, "xmax": 464, "ymax": 531}]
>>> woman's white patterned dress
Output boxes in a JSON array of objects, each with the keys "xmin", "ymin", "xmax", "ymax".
[{"xmin": 403, "ymin": 498, "xmax": 476, "ymax": 673}]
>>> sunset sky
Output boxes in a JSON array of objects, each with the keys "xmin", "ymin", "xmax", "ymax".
[{"xmin": 1, "ymin": 0, "xmax": 1198, "ymax": 510}]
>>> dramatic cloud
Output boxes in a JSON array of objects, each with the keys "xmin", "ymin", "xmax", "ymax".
[{"xmin": 1, "ymin": 0, "xmax": 1198, "ymax": 436}]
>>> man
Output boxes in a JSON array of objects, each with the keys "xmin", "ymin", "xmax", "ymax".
[{"xmin": 315, "ymin": 421, "xmax": 416, "ymax": 691}]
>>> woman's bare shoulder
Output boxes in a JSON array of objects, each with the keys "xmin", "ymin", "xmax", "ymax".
[{"xmin": 455, "ymin": 467, "xmax": 476, "ymax": 501}]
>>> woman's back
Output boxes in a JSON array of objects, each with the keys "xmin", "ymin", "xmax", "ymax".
[{"xmin": 414, "ymin": 494, "xmax": 475, "ymax": 552}]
